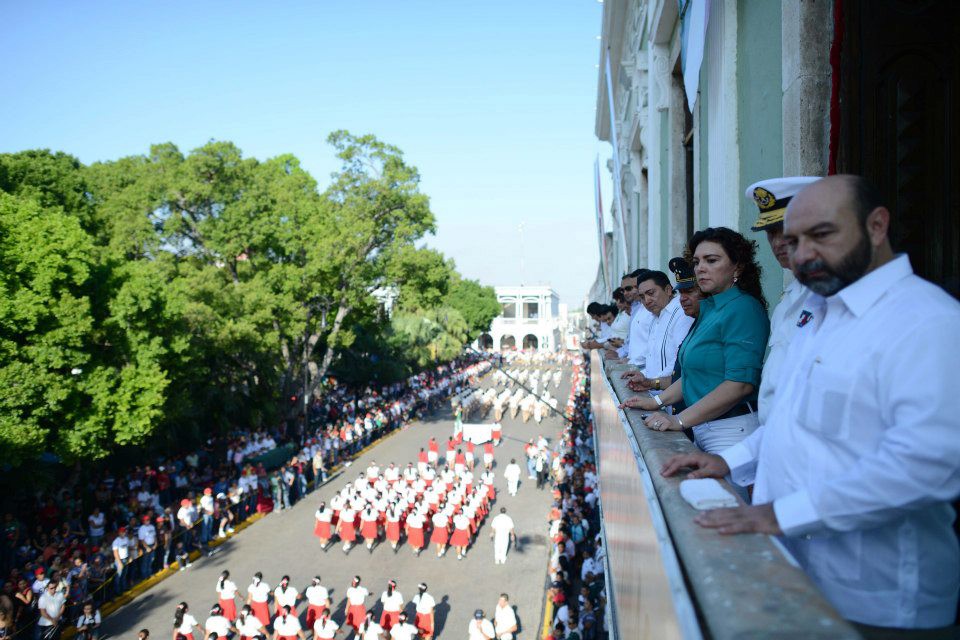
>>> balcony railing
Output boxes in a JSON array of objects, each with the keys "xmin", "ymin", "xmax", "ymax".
[{"xmin": 591, "ymin": 351, "xmax": 860, "ymax": 640}]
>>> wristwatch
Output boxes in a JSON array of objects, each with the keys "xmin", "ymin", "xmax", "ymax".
[{"xmin": 654, "ymin": 394, "xmax": 664, "ymax": 408}]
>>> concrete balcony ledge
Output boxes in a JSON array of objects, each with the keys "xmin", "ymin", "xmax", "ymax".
[{"xmin": 591, "ymin": 352, "xmax": 860, "ymax": 640}]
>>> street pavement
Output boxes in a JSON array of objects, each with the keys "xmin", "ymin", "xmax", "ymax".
[{"xmin": 101, "ymin": 367, "xmax": 569, "ymax": 639}]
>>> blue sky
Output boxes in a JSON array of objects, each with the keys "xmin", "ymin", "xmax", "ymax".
[{"xmin": 0, "ymin": 0, "xmax": 606, "ymax": 305}]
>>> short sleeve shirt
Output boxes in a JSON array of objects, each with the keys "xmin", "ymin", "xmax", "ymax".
[{"xmin": 677, "ymin": 286, "xmax": 769, "ymax": 407}]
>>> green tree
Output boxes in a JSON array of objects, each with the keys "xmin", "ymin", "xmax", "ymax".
[{"xmin": 445, "ymin": 277, "xmax": 501, "ymax": 339}]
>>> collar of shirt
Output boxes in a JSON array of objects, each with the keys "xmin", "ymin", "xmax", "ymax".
[
  {"xmin": 701, "ymin": 284, "xmax": 744, "ymax": 312},
  {"xmin": 828, "ymin": 254, "xmax": 913, "ymax": 318}
]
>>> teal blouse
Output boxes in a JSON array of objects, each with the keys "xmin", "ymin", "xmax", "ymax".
[{"xmin": 677, "ymin": 286, "xmax": 770, "ymax": 408}]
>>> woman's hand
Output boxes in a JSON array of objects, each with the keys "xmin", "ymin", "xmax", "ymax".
[
  {"xmin": 618, "ymin": 396, "xmax": 657, "ymax": 411},
  {"xmin": 627, "ymin": 375, "xmax": 655, "ymax": 392},
  {"xmin": 643, "ymin": 411, "xmax": 682, "ymax": 432}
]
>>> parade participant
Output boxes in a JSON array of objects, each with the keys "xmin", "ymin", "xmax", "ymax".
[
  {"xmin": 356, "ymin": 611, "xmax": 382, "ymax": 640},
  {"xmin": 404, "ymin": 509, "xmax": 425, "ymax": 557},
  {"xmin": 203, "ymin": 604, "xmax": 234, "ymax": 640},
  {"xmin": 385, "ymin": 504, "xmax": 403, "ymax": 553},
  {"xmin": 245, "ymin": 573, "xmax": 271, "ymax": 627},
  {"xmin": 465, "ymin": 442, "xmax": 475, "ymax": 471},
  {"xmin": 412, "ymin": 583, "xmax": 435, "ymax": 640},
  {"xmin": 483, "ymin": 441, "xmax": 495, "ymax": 468},
  {"xmin": 663, "ymin": 175, "xmax": 960, "ymax": 633},
  {"xmin": 272, "ymin": 575, "xmax": 299, "ymax": 617},
  {"xmin": 337, "ymin": 504, "xmax": 357, "ymax": 553},
  {"xmin": 403, "ymin": 462, "xmax": 418, "ymax": 485},
  {"xmin": 454, "ymin": 449, "xmax": 466, "ymax": 475},
  {"xmin": 271, "ymin": 605, "xmax": 304, "ymax": 640},
  {"xmin": 468, "ymin": 610, "xmax": 495, "ymax": 640},
  {"xmin": 312, "ymin": 607, "xmax": 339, "ymax": 640},
  {"xmin": 444, "ymin": 439, "xmax": 456, "ymax": 466},
  {"xmin": 173, "ymin": 602, "xmax": 199, "ymax": 640},
  {"xmin": 235, "ymin": 606, "xmax": 266, "ymax": 640},
  {"xmin": 303, "ymin": 576, "xmax": 330, "ymax": 631},
  {"xmin": 344, "ymin": 576, "xmax": 369, "ymax": 632},
  {"xmin": 378, "ymin": 580, "xmax": 404, "ymax": 631},
  {"xmin": 417, "ymin": 449, "xmax": 429, "ymax": 476},
  {"xmin": 360, "ymin": 505, "xmax": 380, "ymax": 552},
  {"xmin": 430, "ymin": 510, "xmax": 449, "ymax": 558},
  {"xmin": 503, "ymin": 460, "xmax": 521, "ymax": 497},
  {"xmin": 451, "ymin": 510, "xmax": 471, "ymax": 560},
  {"xmin": 215, "ymin": 570, "xmax": 238, "ymax": 621},
  {"xmin": 389, "ymin": 613, "xmax": 418, "ymax": 640},
  {"xmin": 490, "ymin": 508, "xmax": 516, "ymax": 565},
  {"xmin": 493, "ymin": 594, "xmax": 518, "ymax": 640},
  {"xmin": 313, "ymin": 501, "xmax": 334, "ymax": 550},
  {"xmin": 491, "ymin": 423, "xmax": 502, "ymax": 447},
  {"xmin": 744, "ymin": 176, "xmax": 820, "ymax": 424},
  {"xmin": 480, "ymin": 470, "xmax": 496, "ymax": 502},
  {"xmin": 427, "ymin": 438, "xmax": 439, "ymax": 466}
]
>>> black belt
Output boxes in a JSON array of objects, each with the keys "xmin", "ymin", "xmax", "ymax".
[{"xmin": 718, "ymin": 402, "xmax": 753, "ymax": 421}]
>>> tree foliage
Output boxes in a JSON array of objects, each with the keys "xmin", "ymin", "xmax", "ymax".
[{"xmin": 0, "ymin": 135, "xmax": 497, "ymax": 466}]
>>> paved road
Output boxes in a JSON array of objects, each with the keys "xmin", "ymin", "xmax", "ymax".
[{"xmin": 101, "ymin": 367, "xmax": 569, "ymax": 640}]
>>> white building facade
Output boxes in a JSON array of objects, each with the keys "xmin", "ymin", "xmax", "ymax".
[{"xmin": 477, "ymin": 285, "xmax": 561, "ymax": 352}]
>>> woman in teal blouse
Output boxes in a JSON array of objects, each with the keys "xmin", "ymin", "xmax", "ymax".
[{"xmin": 622, "ymin": 227, "xmax": 770, "ymax": 455}]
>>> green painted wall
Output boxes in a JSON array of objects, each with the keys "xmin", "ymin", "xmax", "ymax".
[{"xmin": 737, "ymin": 0, "xmax": 785, "ymax": 311}]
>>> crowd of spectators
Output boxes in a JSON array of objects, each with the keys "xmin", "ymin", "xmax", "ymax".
[
  {"xmin": 0, "ymin": 356, "xmax": 490, "ymax": 640},
  {"xmin": 544, "ymin": 356, "xmax": 608, "ymax": 640}
]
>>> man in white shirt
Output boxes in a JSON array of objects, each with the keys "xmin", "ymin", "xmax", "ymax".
[
  {"xmin": 468, "ymin": 609, "xmax": 495, "ymax": 640},
  {"xmin": 502, "ymin": 459, "xmax": 521, "ymax": 497},
  {"xmin": 136, "ymin": 515, "xmax": 157, "ymax": 580},
  {"xmin": 489, "ymin": 508, "xmax": 516, "ymax": 565},
  {"xmin": 111, "ymin": 527, "xmax": 131, "ymax": 596},
  {"xmin": 624, "ymin": 270, "xmax": 693, "ymax": 389},
  {"xmin": 744, "ymin": 176, "xmax": 821, "ymax": 425},
  {"xmin": 37, "ymin": 582, "xmax": 66, "ymax": 635},
  {"xmin": 493, "ymin": 593, "xmax": 518, "ymax": 640},
  {"xmin": 661, "ymin": 175, "xmax": 960, "ymax": 633}
]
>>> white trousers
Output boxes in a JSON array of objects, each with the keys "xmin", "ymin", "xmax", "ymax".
[{"xmin": 494, "ymin": 538, "xmax": 509, "ymax": 563}]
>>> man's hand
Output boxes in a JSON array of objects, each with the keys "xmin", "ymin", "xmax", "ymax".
[
  {"xmin": 618, "ymin": 396, "xmax": 657, "ymax": 411},
  {"xmin": 620, "ymin": 371, "xmax": 642, "ymax": 380},
  {"xmin": 693, "ymin": 503, "xmax": 782, "ymax": 536},
  {"xmin": 627, "ymin": 375, "xmax": 655, "ymax": 392},
  {"xmin": 602, "ymin": 350, "xmax": 619, "ymax": 360},
  {"xmin": 660, "ymin": 452, "xmax": 730, "ymax": 479}
]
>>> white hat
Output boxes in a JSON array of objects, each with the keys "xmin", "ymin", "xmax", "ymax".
[{"xmin": 745, "ymin": 176, "xmax": 820, "ymax": 231}]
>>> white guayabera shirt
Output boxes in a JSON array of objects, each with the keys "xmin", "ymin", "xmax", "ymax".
[{"xmin": 721, "ymin": 256, "xmax": 960, "ymax": 628}]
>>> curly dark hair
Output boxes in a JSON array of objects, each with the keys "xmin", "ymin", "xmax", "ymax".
[{"xmin": 687, "ymin": 227, "xmax": 767, "ymax": 310}]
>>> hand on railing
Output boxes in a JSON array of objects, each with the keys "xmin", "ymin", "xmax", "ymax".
[{"xmin": 659, "ymin": 452, "xmax": 730, "ymax": 479}]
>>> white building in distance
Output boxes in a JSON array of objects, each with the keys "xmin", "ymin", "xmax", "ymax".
[{"xmin": 477, "ymin": 285, "xmax": 561, "ymax": 352}]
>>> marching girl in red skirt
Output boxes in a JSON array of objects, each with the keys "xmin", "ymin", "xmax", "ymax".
[
  {"xmin": 344, "ymin": 576, "xmax": 369, "ymax": 632},
  {"xmin": 450, "ymin": 511, "xmax": 471, "ymax": 560},
  {"xmin": 360, "ymin": 506, "xmax": 379, "ymax": 552},
  {"xmin": 454, "ymin": 449, "xmax": 466, "ymax": 475},
  {"xmin": 203, "ymin": 603, "xmax": 233, "ymax": 640},
  {"xmin": 385, "ymin": 504, "xmax": 403, "ymax": 553},
  {"xmin": 235, "ymin": 605, "xmax": 266, "ymax": 640},
  {"xmin": 245, "ymin": 572, "xmax": 271, "ymax": 627},
  {"xmin": 491, "ymin": 424, "xmax": 502, "ymax": 447},
  {"xmin": 430, "ymin": 510, "xmax": 449, "ymax": 558},
  {"xmin": 337, "ymin": 506, "xmax": 357, "ymax": 553},
  {"xmin": 272, "ymin": 604, "xmax": 305, "ymax": 640},
  {"xmin": 173, "ymin": 602, "xmax": 199, "ymax": 640},
  {"xmin": 215, "ymin": 570, "xmax": 238, "ymax": 621},
  {"xmin": 303, "ymin": 576, "xmax": 330, "ymax": 631},
  {"xmin": 378, "ymin": 579, "xmax": 404, "ymax": 631},
  {"xmin": 481, "ymin": 470, "xmax": 496, "ymax": 501},
  {"xmin": 312, "ymin": 607, "xmax": 339, "ymax": 640},
  {"xmin": 465, "ymin": 441, "xmax": 475, "ymax": 471},
  {"xmin": 314, "ymin": 501, "xmax": 334, "ymax": 550},
  {"xmin": 273, "ymin": 575, "xmax": 300, "ymax": 618},
  {"xmin": 405, "ymin": 509, "xmax": 426, "ymax": 556}
]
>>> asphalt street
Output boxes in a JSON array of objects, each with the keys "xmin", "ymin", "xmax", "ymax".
[{"xmin": 100, "ymin": 366, "xmax": 570, "ymax": 639}]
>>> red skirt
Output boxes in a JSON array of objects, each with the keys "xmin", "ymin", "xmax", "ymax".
[
  {"xmin": 450, "ymin": 527, "xmax": 470, "ymax": 547},
  {"xmin": 346, "ymin": 603, "xmax": 366, "ymax": 629},
  {"xmin": 250, "ymin": 601, "xmax": 270, "ymax": 626},
  {"xmin": 380, "ymin": 610, "xmax": 400, "ymax": 631},
  {"xmin": 430, "ymin": 527, "xmax": 448, "ymax": 545},
  {"xmin": 487, "ymin": 484, "xmax": 496, "ymax": 500},
  {"xmin": 306, "ymin": 604, "xmax": 325, "ymax": 630},
  {"xmin": 315, "ymin": 520, "xmax": 332, "ymax": 539},
  {"xmin": 219, "ymin": 597, "xmax": 237, "ymax": 621},
  {"xmin": 339, "ymin": 521, "xmax": 356, "ymax": 542},
  {"xmin": 386, "ymin": 520, "xmax": 401, "ymax": 542},
  {"xmin": 492, "ymin": 429, "xmax": 501, "ymax": 439},
  {"xmin": 407, "ymin": 526, "xmax": 424, "ymax": 549},
  {"xmin": 415, "ymin": 612, "xmax": 434, "ymax": 636},
  {"xmin": 361, "ymin": 519, "xmax": 378, "ymax": 540}
]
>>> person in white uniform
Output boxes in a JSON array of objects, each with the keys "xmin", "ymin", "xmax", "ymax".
[
  {"xmin": 203, "ymin": 604, "xmax": 234, "ymax": 640},
  {"xmin": 662, "ymin": 175, "xmax": 960, "ymax": 634},
  {"xmin": 489, "ymin": 508, "xmax": 516, "ymax": 565},
  {"xmin": 493, "ymin": 593, "xmax": 518, "ymax": 640},
  {"xmin": 468, "ymin": 609, "xmax": 495, "ymax": 640},
  {"xmin": 744, "ymin": 176, "xmax": 821, "ymax": 425}
]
